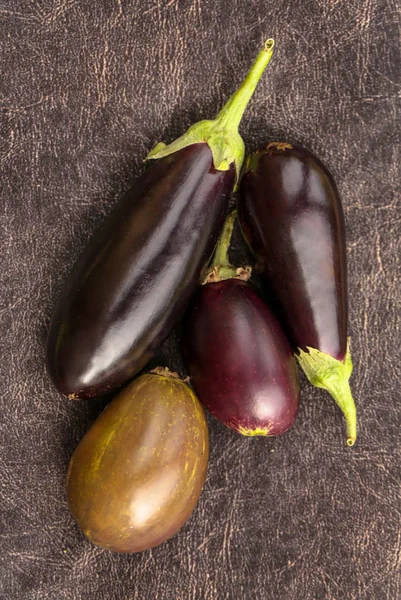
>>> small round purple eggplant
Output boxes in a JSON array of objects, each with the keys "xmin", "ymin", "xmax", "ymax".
[
  {"xmin": 181, "ymin": 213, "xmax": 300, "ymax": 437},
  {"xmin": 47, "ymin": 40, "xmax": 275, "ymax": 399},
  {"xmin": 238, "ymin": 142, "xmax": 357, "ymax": 445}
]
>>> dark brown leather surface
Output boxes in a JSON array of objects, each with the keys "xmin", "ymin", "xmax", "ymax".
[{"xmin": 1, "ymin": 1, "xmax": 400, "ymax": 599}]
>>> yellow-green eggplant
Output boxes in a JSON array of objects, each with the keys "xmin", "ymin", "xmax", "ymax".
[{"xmin": 66, "ymin": 369, "xmax": 208, "ymax": 553}]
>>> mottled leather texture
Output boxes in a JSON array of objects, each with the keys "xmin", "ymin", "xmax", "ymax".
[{"xmin": 1, "ymin": 1, "xmax": 400, "ymax": 599}]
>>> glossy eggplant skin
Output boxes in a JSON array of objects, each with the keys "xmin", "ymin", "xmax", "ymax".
[
  {"xmin": 181, "ymin": 279, "xmax": 300, "ymax": 436},
  {"xmin": 47, "ymin": 144, "xmax": 233, "ymax": 398},
  {"xmin": 66, "ymin": 372, "xmax": 209, "ymax": 553},
  {"xmin": 238, "ymin": 143, "xmax": 347, "ymax": 361}
]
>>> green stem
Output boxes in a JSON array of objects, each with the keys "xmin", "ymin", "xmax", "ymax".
[
  {"xmin": 147, "ymin": 39, "xmax": 275, "ymax": 179},
  {"xmin": 202, "ymin": 211, "xmax": 252, "ymax": 284},
  {"xmin": 215, "ymin": 39, "xmax": 275, "ymax": 132},
  {"xmin": 297, "ymin": 340, "xmax": 357, "ymax": 446},
  {"xmin": 211, "ymin": 210, "xmax": 237, "ymax": 268},
  {"xmin": 325, "ymin": 380, "xmax": 357, "ymax": 446}
]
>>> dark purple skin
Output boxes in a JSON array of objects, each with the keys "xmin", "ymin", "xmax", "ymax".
[
  {"xmin": 238, "ymin": 143, "xmax": 347, "ymax": 361},
  {"xmin": 47, "ymin": 144, "xmax": 233, "ymax": 399},
  {"xmin": 181, "ymin": 279, "xmax": 300, "ymax": 436}
]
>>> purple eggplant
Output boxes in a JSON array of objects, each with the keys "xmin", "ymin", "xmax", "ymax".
[
  {"xmin": 238, "ymin": 142, "xmax": 357, "ymax": 445},
  {"xmin": 181, "ymin": 213, "xmax": 300, "ymax": 436},
  {"xmin": 47, "ymin": 40, "xmax": 275, "ymax": 399}
]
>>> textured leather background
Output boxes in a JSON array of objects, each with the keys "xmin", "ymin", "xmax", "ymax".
[{"xmin": 1, "ymin": 1, "xmax": 400, "ymax": 599}]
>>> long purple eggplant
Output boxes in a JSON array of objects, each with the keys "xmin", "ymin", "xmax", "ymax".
[
  {"xmin": 238, "ymin": 142, "xmax": 357, "ymax": 445},
  {"xmin": 47, "ymin": 40, "xmax": 275, "ymax": 399},
  {"xmin": 181, "ymin": 213, "xmax": 300, "ymax": 436}
]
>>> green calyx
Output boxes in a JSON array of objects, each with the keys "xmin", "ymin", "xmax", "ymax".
[
  {"xmin": 146, "ymin": 39, "xmax": 275, "ymax": 180},
  {"xmin": 297, "ymin": 339, "xmax": 357, "ymax": 447},
  {"xmin": 202, "ymin": 211, "xmax": 252, "ymax": 284}
]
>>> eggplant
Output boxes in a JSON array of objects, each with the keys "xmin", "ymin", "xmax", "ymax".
[
  {"xmin": 66, "ymin": 368, "xmax": 209, "ymax": 553},
  {"xmin": 47, "ymin": 40, "xmax": 275, "ymax": 399},
  {"xmin": 182, "ymin": 213, "xmax": 300, "ymax": 436},
  {"xmin": 238, "ymin": 142, "xmax": 357, "ymax": 445}
]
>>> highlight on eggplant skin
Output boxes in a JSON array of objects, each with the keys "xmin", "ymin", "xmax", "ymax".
[
  {"xmin": 238, "ymin": 142, "xmax": 357, "ymax": 446},
  {"xmin": 46, "ymin": 39, "xmax": 276, "ymax": 400}
]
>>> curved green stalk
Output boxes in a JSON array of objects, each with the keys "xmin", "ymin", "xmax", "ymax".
[
  {"xmin": 147, "ymin": 39, "xmax": 275, "ymax": 180},
  {"xmin": 297, "ymin": 339, "xmax": 357, "ymax": 446},
  {"xmin": 212, "ymin": 210, "xmax": 237, "ymax": 269},
  {"xmin": 202, "ymin": 211, "xmax": 251, "ymax": 284}
]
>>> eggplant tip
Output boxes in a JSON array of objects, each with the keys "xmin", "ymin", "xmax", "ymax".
[
  {"xmin": 236, "ymin": 424, "xmax": 272, "ymax": 437},
  {"xmin": 264, "ymin": 39, "xmax": 275, "ymax": 51}
]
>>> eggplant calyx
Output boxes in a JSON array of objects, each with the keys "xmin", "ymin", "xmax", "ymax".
[
  {"xmin": 202, "ymin": 265, "xmax": 251, "ymax": 285},
  {"xmin": 297, "ymin": 339, "xmax": 357, "ymax": 446},
  {"xmin": 150, "ymin": 368, "xmax": 191, "ymax": 385},
  {"xmin": 265, "ymin": 141, "xmax": 293, "ymax": 153},
  {"xmin": 146, "ymin": 39, "xmax": 275, "ymax": 180},
  {"xmin": 150, "ymin": 367, "xmax": 183, "ymax": 381}
]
